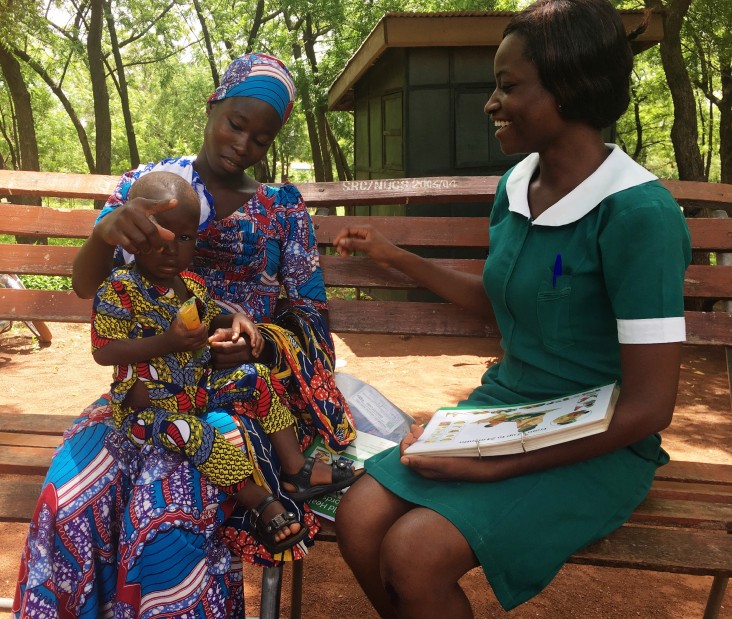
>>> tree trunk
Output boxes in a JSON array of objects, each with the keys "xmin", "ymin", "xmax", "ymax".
[
  {"xmin": 192, "ymin": 0, "xmax": 219, "ymax": 87},
  {"xmin": 0, "ymin": 43, "xmax": 43, "ymax": 243},
  {"xmin": 629, "ymin": 89, "xmax": 643, "ymax": 162},
  {"xmin": 719, "ymin": 62, "xmax": 732, "ymax": 184},
  {"xmin": 646, "ymin": 0, "xmax": 705, "ymax": 181},
  {"xmin": 245, "ymin": 0, "xmax": 266, "ymax": 55},
  {"xmin": 10, "ymin": 46, "xmax": 95, "ymax": 173},
  {"xmin": 304, "ymin": 108, "xmax": 325, "ymax": 181},
  {"xmin": 253, "ymin": 160, "xmax": 269, "ymax": 183},
  {"xmin": 303, "ymin": 18, "xmax": 334, "ymax": 182},
  {"xmin": 315, "ymin": 107, "xmax": 334, "ymax": 182},
  {"xmin": 0, "ymin": 110, "xmax": 19, "ymax": 170},
  {"xmin": 646, "ymin": 0, "xmax": 710, "ymax": 312},
  {"xmin": 290, "ymin": 41, "xmax": 325, "ymax": 181},
  {"xmin": 88, "ymin": 0, "xmax": 111, "ymax": 183},
  {"xmin": 225, "ymin": 1, "xmax": 280, "ymax": 59},
  {"xmin": 325, "ymin": 115, "xmax": 352, "ymax": 181},
  {"xmin": 270, "ymin": 140, "xmax": 278, "ymax": 183},
  {"xmin": 105, "ymin": 0, "xmax": 139, "ymax": 168},
  {"xmin": 702, "ymin": 98, "xmax": 713, "ymax": 179},
  {"xmin": 0, "ymin": 45, "xmax": 40, "ymax": 175}
]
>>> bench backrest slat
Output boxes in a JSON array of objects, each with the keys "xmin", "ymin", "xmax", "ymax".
[
  {"xmin": 0, "ymin": 171, "xmax": 500, "ymax": 206},
  {"xmin": 661, "ymin": 179, "xmax": 732, "ymax": 211},
  {"xmin": 0, "ymin": 204, "xmax": 97, "ymax": 238},
  {"xmin": 0, "ymin": 245, "xmax": 78, "ymax": 276},
  {"xmin": 683, "ymin": 265, "xmax": 732, "ymax": 299},
  {"xmin": 1, "ymin": 286, "xmax": 726, "ymax": 345},
  {"xmin": 684, "ymin": 218, "xmax": 732, "ymax": 252},
  {"xmin": 1, "ymin": 244, "xmax": 729, "ymax": 300},
  {"xmin": 3, "ymin": 170, "xmax": 732, "ymax": 210},
  {"xmin": 1, "ymin": 206, "xmax": 731, "ymax": 251},
  {"xmin": 0, "ymin": 288, "xmax": 500, "ymax": 337},
  {"xmin": 0, "ymin": 170, "xmax": 118, "ymax": 200},
  {"xmin": 683, "ymin": 311, "xmax": 732, "ymax": 346},
  {"xmin": 0, "ymin": 210, "xmax": 730, "ymax": 257},
  {"xmin": 313, "ymin": 216, "xmax": 490, "ymax": 248},
  {"xmin": 319, "ymin": 255, "xmax": 486, "ymax": 288},
  {"xmin": 0, "ymin": 289, "xmax": 90, "ymax": 323}
]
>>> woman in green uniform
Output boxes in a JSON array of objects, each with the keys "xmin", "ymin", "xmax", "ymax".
[{"xmin": 332, "ymin": 0, "xmax": 691, "ymax": 616}]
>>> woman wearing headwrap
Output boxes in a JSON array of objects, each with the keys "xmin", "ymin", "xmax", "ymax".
[{"xmin": 13, "ymin": 52, "xmax": 357, "ymax": 618}]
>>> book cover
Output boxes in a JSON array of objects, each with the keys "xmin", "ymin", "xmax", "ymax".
[
  {"xmin": 404, "ymin": 382, "xmax": 618, "ymax": 458},
  {"xmin": 304, "ymin": 432, "xmax": 397, "ymax": 521}
]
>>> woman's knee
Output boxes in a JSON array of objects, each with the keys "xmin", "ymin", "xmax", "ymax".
[
  {"xmin": 379, "ymin": 519, "xmax": 428, "ymax": 590},
  {"xmin": 335, "ymin": 474, "xmax": 377, "ymax": 548},
  {"xmin": 379, "ymin": 531, "xmax": 432, "ymax": 610},
  {"xmin": 379, "ymin": 509, "xmax": 476, "ymax": 602},
  {"xmin": 335, "ymin": 475, "xmax": 407, "ymax": 557}
]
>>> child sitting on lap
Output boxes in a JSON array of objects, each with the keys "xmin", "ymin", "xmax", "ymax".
[{"xmin": 92, "ymin": 171, "xmax": 359, "ymax": 554}]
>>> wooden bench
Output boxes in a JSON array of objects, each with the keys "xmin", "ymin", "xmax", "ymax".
[{"xmin": 1, "ymin": 169, "xmax": 731, "ymax": 619}]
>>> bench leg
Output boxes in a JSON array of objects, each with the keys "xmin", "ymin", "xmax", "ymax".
[
  {"xmin": 702, "ymin": 575, "xmax": 728, "ymax": 619},
  {"xmin": 290, "ymin": 559, "xmax": 304, "ymax": 619},
  {"xmin": 260, "ymin": 564, "xmax": 283, "ymax": 619}
]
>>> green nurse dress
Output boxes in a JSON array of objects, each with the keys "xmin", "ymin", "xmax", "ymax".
[{"xmin": 365, "ymin": 146, "xmax": 692, "ymax": 610}]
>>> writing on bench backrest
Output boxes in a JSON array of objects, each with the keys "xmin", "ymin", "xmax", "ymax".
[{"xmin": 341, "ymin": 179, "xmax": 460, "ymax": 191}]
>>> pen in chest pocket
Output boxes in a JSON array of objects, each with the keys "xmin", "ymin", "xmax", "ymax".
[{"xmin": 552, "ymin": 254, "xmax": 562, "ymax": 288}]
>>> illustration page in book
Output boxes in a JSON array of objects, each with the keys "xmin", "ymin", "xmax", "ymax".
[{"xmin": 404, "ymin": 383, "xmax": 618, "ymax": 457}]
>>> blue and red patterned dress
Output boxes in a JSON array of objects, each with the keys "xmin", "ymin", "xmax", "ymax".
[{"xmin": 13, "ymin": 156, "xmax": 356, "ymax": 619}]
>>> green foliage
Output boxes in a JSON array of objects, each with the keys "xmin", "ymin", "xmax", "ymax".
[
  {"xmin": 120, "ymin": 62, "xmax": 211, "ymax": 164},
  {"xmin": 0, "ymin": 235, "xmax": 85, "ymax": 245},
  {"xmin": 19, "ymin": 274, "xmax": 72, "ymax": 291},
  {"xmin": 327, "ymin": 287, "xmax": 374, "ymax": 301},
  {"xmin": 683, "ymin": 0, "xmax": 730, "ymax": 182},
  {"xmin": 616, "ymin": 46, "xmax": 679, "ymax": 178},
  {"xmin": 36, "ymin": 102, "xmax": 91, "ymax": 173},
  {"xmin": 326, "ymin": 287, "xmax": 359, "ymax": 301},
  {"xmin": 0, "ymin": 0, "xmax": 724, "ymax": 181},
  {"xmin": 0, "ymin": 0, "xmax": 39, "ymax": 46}
]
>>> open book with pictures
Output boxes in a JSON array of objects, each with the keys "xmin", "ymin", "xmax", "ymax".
[
  {"xmin": 403, "ymin": 382, "xmax": 619, "ymax": 458},
  {"xmin": 304, "ymin": 373, "xmax": 414, "ymax": 521}
]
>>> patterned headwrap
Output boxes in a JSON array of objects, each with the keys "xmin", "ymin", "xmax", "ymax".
[{"xmin": 208, "ymin": 52, "xmax": 296, "ymax": 125}]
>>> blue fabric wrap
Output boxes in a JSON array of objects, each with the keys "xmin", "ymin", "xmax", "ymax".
[{"xmin": 223, "ymin": 75, "xmax": 290, "ymax": 121}]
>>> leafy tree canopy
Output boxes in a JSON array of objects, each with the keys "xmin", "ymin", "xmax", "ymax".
[{"xmin": 0, "ymin": 0, "xmax": 725, "ymax": 182}]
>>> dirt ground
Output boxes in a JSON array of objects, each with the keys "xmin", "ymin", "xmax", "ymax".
[{"xmin": 0, "ymin": 322, "xmax": 730, "ymax": 619}]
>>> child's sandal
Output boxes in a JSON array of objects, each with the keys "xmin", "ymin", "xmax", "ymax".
[
  {"xmin": 281, "ymin": 456, "xmax": 362, "ymax": 502},
  {"xmin": 248, "ymin": 494, "xmax": 309, "ymax": 555}
]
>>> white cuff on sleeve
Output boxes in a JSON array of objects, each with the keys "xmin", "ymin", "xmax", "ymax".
[{"xmin": 616, "ymin": 317, "xmax": 686, "ymax": 344}]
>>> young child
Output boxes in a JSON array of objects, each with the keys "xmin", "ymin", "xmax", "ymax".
[{"xmin": 91, "ymin": 171, "xmax": 358, "ymax": 554}]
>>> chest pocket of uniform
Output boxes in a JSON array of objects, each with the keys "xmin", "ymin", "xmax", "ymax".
[{"xmin": 537, "ymin": 278, "xmax": 574, "ymax": 351}]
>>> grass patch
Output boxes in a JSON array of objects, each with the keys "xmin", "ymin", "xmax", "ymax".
[
  {"xmin": 0, "ymin": 235, "xmax": 84, "ymax": 247},
  {"xmin": 19, "ymin": 274, "xmax": 73, "ymax": 291}
]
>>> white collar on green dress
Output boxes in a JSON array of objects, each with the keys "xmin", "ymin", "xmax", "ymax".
[{"xmin": 506, "ymin": 144, "xmax": 658, "ymax": 226}]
